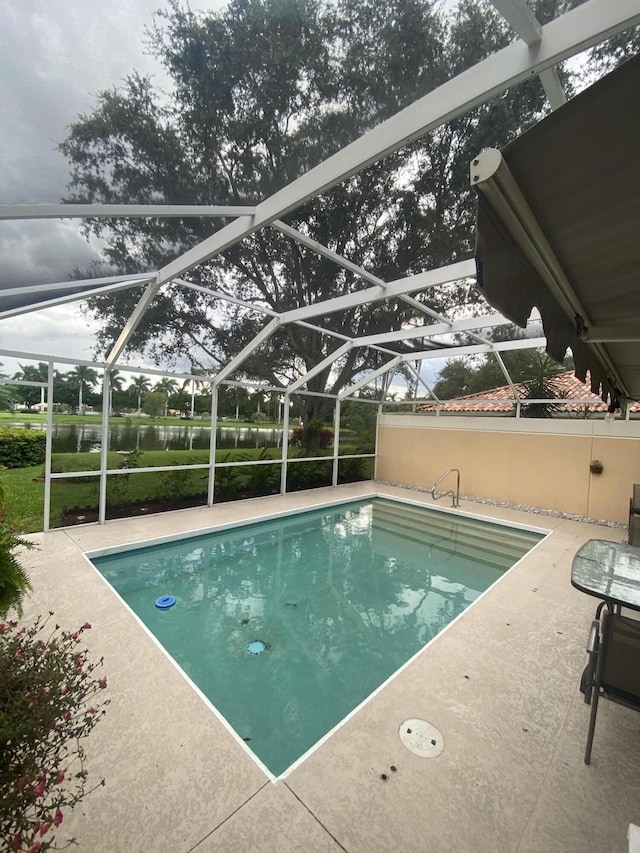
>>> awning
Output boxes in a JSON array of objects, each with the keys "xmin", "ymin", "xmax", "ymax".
[{"xmin": 472, "ymin": 53, "xmax": 640, "ymax": 409}]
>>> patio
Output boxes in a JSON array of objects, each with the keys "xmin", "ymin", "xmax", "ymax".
[{"xmin": 19, "ymin": 482, "xmax": 640, "ymax": 852}]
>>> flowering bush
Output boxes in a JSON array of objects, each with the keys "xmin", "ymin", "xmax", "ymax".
[
  {"xmin": 289, "ymin": 423, "xmax": 334, "ymax": 450},
  {"xmin": 0, "ymin": 614, "xmax": 109, "ymax": 851}
]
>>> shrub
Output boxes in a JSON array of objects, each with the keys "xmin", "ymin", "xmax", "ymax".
[
  {"xmin": 0, "ymin": 430, "xmax": 46, "ymax": 469},
  {"xmin": 289, "ymin": 422, "xmax": 333, "ymax": 451},
  {"xmin": 0, "ymin": 471, "xmax": 33, "ymax": 616},
  {"xmin": 0, "ymin": 615, "xmax": 109, "ymax": 851}
]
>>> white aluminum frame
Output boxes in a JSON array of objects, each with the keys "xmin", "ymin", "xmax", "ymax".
[{"xmin": 0, "ymin": 0, "xmax": 637, "ymax": 527}]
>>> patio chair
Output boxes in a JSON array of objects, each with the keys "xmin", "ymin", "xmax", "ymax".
[{"xmin": 580, "ymin": 603, "xmax": 640, "ymax": 764}]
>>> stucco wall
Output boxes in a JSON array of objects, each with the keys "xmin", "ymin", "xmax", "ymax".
[{"xmin": 376, "ymin": 415, "xmax": 640, "ymax": 523}]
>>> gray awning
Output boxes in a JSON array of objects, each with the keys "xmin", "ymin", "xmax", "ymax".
[{"xmin": 473, "ymin": 53, "xmax": 640, "ymax": 409}]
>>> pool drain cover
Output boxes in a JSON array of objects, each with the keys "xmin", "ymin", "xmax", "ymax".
[
  {"xmin": 247, "ymin": 640, "xmax": 267, "ymax": 655},
  {"xmin": 399, "ymin": 719, "xmax": 444, "ymax": 758}
]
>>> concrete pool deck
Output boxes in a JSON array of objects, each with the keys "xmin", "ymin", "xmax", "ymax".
[{"xmin": 18, "ymin": 482, "xmax": 640, "ymax": 852}]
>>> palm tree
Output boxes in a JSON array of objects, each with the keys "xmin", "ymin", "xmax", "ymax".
[
  {"xmin": 154, "ymin": 377, "xmax": 179, "ymax": 418},
  {"xmin": 12, "ymin": 362, "xmax": 49, "ymax": 410},
  {"xmin": 182, "ymin": 372, "xmax": 204, "ymax": 419},
  {"xmin": 106, "ymin": 369, "xmax": 124, "ymax": 416},
  {"xmin": 67, "ymin": 365, "xmax": 99, "ymax": 415},
  {"xmin": 129, "ymin": 375, "xmax": 151, "ymax": 415},
  {"xmin": 519, "ymin": 353, "xmax": 566, "ymax": 418}
]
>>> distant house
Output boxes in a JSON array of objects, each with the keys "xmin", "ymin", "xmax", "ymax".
[{"xmin": 417, "ymin": 371, "xmax": 640, "ymax": 417}]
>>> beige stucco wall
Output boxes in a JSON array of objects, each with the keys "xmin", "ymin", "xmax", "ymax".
[{"xmin": 376, "ymin": 415, "xmax": 640, "ymax": 523}]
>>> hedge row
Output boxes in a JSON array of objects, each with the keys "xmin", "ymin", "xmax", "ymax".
[{"xmin": 0, "ymin": 429, "xmax": 46, "ymax": 468}]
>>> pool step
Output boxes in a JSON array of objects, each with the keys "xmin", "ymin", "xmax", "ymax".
[{"xmin": 371, "ymin": 500, "xmax": 540, "ymax": 568}]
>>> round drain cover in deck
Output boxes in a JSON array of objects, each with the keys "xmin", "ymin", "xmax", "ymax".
[{"xmin": 399, "ymin": 719, "xmax": 444, "ymax": 757}]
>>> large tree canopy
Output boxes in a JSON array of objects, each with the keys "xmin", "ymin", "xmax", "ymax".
[{"xmin": 61, "ymin": 0, "xmax": 581, "ymax": 414}]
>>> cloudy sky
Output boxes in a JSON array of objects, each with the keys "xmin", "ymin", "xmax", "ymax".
[{"xmin": 0, "ymin": 0, "xmax": 225, "ymax": 377}]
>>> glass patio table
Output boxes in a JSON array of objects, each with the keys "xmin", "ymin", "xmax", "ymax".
[{"xmin": 571, "ymin": 539, "xmax": 640, "ymax": 613}]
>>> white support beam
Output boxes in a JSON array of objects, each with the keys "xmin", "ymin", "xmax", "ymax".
[
  {"xmin": 1, "ymin": 273, "xmax": 153, "ymax": 298},
  {"xmin": 493, "ymin": 351, "xmax": 521, "ymax": 399},
  {"xmin": 488, "ymin": 0, "xmax": 566, "ymax": 108},
  {"xmin": 0, "ymin": 279, "xmax": 151, "ymax": 321},
  {"xmin": 489, "ymin": 0, "xmax": 542, "ymax": 45},
  {"xmin": 338, "ymin": 355, "xmax": 403, "ymax": 399},
  {"xmin": 213, "ymin": 317, "xmax": 281, "ymax": 384},
  {"xmin": 280, "ymin": 260, "xmax": 475, "ymax": 325},
  {"xmin": 538, "ymin": 67, "xmax": 567, "ymax": 110},
  {"xmin": 404, "ymin": 336, "xmax": 548, "ymax": 361},
  {"xmin": 176, "ymin": 279, "xmax": 395, "ymax": 354},
  {"xmin": 287, "ymin": 342, "xmax": 353, "ymax": 393},
  {"xmin": 0, "ymin": 204, "xmax": 256, "ymax": 220},
  {"xmin": 272, "ymin": 221, "xmax": 387, "ymax": 289},
  {"xmin": 409, "ymin": 363, "xmax": 439, "ymax": 402},
  {"xmin": 177, "ymin": 279, "xmax": 280, "ymax": 318},
  {"xmin": 399, "ymin": 294, "xmax": 450, "ymax": 324},
  {"xmin": 147, "ymin": 0, "xmax": 638, "ymax": 285},
  {"xmin": 355, "ymin": 313, "xmax": 512, "ymax": 347},
  {"xmin": 0, "ymin": 348, "xmax": 108, "ymax": 369},
  {"xmin": 106, "ymin": 280, "xmax": 162, "ymax": 367}
]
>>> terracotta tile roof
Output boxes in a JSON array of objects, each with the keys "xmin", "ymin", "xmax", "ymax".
[{"xmin": 417, "ymin": 371, "xmax": 640, "ymax": 414}]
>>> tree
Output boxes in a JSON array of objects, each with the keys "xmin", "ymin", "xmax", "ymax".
[
  {"xmin": 519, "ymin": 352, "xmax": 567, "ymax": 418},
  {"xmin": 12, "ymin": 363, "xmax": 49, "ymax": 411},
  {"xmin": 66, "ymin": 366, "xmax": 99, "ymax": 414},
  {"xmin": 106, "ymin": 369, "xmax": 125, "ymax": 415},
  {"xmin": 60, "ymin": 0, "xmax": 581, "ymax": 419},
  {"xmin": 142, "ymin": 391, "xmax": 166, "ymax": 420},
  {"xmin": 153, "ymin": 377, "xmax": 179, "ymax": 417},
  {"xmin": 129, "ymin": 374, "xmax": 151, "ymax": 414},
  {"xmin": 432, "ymin": 348, "xmax": 572, "ymax": 413}
]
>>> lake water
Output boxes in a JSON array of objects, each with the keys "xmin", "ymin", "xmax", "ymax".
[{"xmin": 15, "ymin": 422, "xmax": 287, "ymax": 453}]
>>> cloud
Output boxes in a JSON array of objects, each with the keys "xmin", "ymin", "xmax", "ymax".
[
  {"xmin": 1, "ymin": 0, "xmax": 225, "ymax": 205},
  {"xmin": 0, "ymin": 219, "xmax": 102, "ymax": 288},
  {"xmin": 0, "ymin": 304, "xmax": 101, "ymax": 378}
]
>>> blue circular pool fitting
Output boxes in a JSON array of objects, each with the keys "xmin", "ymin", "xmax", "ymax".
[
  {"xmin": 155, "ymin": 595, "xmax": 176, "ymax": 609},
  {"xmin": 247, "ymin": 640, "xmax": 267, "ymax": 655}
]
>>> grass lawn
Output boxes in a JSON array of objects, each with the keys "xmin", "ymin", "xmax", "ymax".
[{"xmin": 3, "ymin": 446, "xmax": 370, "ymax": 533}]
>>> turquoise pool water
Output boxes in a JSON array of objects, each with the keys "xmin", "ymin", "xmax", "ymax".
[{"xmin": 91, "ymin": 498, "xmax": 543, "ymax": 775}]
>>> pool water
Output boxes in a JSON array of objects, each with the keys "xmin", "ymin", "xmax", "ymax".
[{"xmin": 91, "ymin": 498, "xmax": 543, "ymax": 775}]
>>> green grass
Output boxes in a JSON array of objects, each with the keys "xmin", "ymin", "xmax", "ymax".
[
  {"xmin": 1, "ymin": 466, "xmax": 45, "ymax": 533},
  {"xmin": 2, "ymin": 446, "xmax": 372, "ymax": 534}
]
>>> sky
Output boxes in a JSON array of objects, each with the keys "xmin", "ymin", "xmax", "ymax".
[
  {"xmin": 0, "ymin": 0, "xmax": 449, "ymax": 394},
  {"xmin": 0, "ymin": 0, "xmax": 576, "ymax": 394},
  {"xmin": 0, "ymin": 0, "xmax": 226, "ymax": 379}
]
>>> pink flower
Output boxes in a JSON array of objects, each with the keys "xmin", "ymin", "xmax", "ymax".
[
  {"xmin": 34, "ymin": 778, "xmax": 46, "ymax": 798},
  {"xmin": 54, "ymin": 769, "xmax": 66, "ymax": 784},
  {"xmin": 53, "ymin": 809, "xmax": 64, "ymax": 828},
  {"xmin": 28, "ymin": 842, "xmax": 42, "ymax": 853},
  {"xmin": 83, "ymin": 622, "xmax": 92, "ymax": 629},
  {"xmin": 63, "ymin": 712, "xmax": 71, "ymax": 722},
  {"xmin": 40, "ymin": 821, "xmax": 52, "ymax": 837},
  {"xmin": 99, "ymin": 677, "xmax": 107, "ymax": 689}
]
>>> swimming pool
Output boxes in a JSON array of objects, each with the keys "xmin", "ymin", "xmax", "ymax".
[{"xmin": 90, "ymin": 497, "xmax": 544, "ymax": 776}]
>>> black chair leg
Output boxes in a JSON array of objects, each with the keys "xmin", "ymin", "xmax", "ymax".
[{"xmin": 584, "ymin": 685, "xmax": 600, "ymax": 764}]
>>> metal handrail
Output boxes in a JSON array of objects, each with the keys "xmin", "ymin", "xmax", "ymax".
[{"xmin": 429, "ymin": 468, "xmax": 460, "ymax": 508}]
